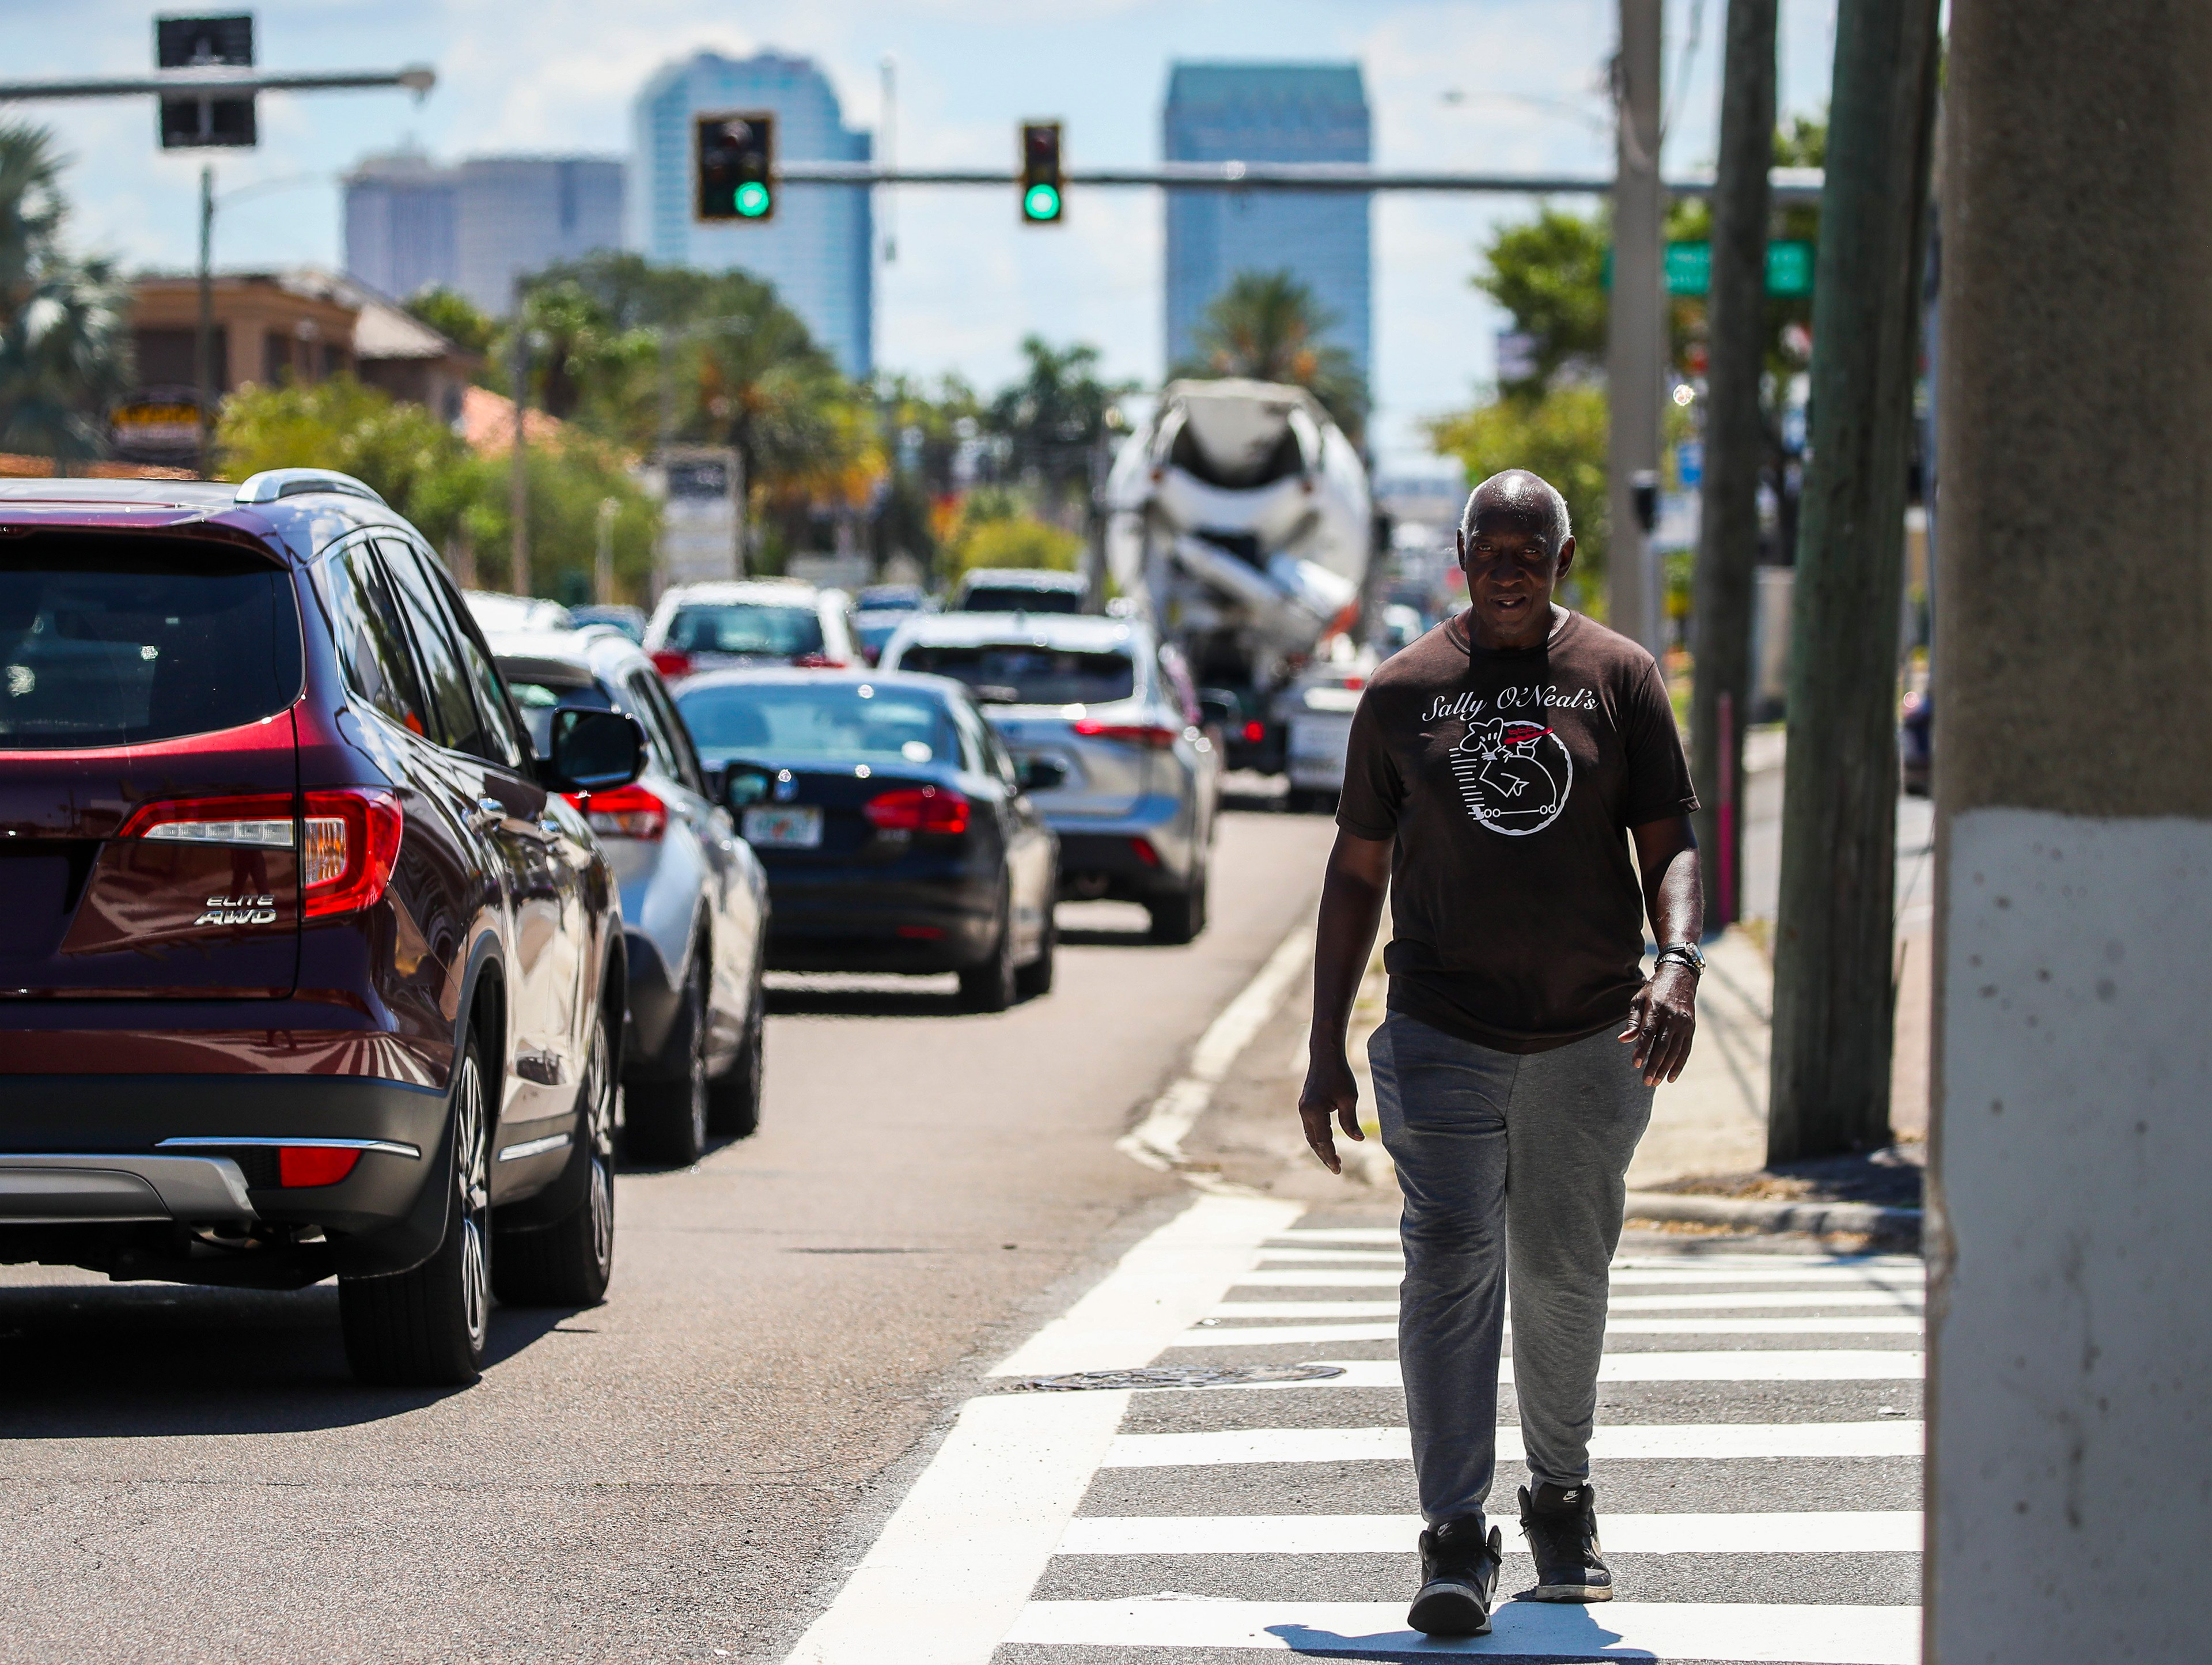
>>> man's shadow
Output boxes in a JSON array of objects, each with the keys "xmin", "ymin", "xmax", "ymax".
[{"xmin": 1268, "ymin": 1599, "xmax": 1637, "ymax": 1658}]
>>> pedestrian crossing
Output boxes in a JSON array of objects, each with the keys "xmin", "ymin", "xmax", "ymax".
[{"xmin": 785, "ymin": 1196, "xmax": 1925, "ymax": 1664}]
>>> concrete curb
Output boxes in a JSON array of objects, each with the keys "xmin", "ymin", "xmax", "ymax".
[{"xmin": 1624, "ymin": 1190, "xmax": 1923, "ymax": 1239}]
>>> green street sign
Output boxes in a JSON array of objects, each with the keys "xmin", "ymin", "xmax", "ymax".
[{"xmin": 1661, "ymin": 239, "xmax": 1815, "ymax": 297}]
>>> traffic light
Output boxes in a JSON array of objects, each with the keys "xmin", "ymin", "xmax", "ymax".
[
  {"xmin": 1020, "ymin": 122, "xmax": 1063, "ymax": 224},
  {"xmin": 156, "ymin": 13, "xmax": 256, "ymax": 149},
  {"xmin": 696, "ymin": 112, "xmax": 775, "ymax": 222}
]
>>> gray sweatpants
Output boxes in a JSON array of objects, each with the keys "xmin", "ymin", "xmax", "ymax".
[{"xmin": 1370, "ymin": 1010, "xmax": 1655, "ymax": 1526}]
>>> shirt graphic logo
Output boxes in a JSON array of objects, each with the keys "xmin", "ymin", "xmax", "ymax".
[{"xmin": 1450, "ymin": 717, "xmax": 1573, "ymax": 835}]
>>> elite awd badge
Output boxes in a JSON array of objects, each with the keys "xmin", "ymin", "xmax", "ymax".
[{"xmin": 196, "ymin": 894, "xmax": 276, "ymax": 926}]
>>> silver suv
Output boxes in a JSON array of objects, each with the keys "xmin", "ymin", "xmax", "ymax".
[
  {"xmin": 486, "ymin": 626, "xmax": 770, "ymax": 1164},
  {"xmin": 881, "ymin": 612, "xmax": 1218, "ymax": 942}
]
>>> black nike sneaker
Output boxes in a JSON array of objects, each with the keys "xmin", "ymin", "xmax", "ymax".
[
  {"xmin": 1515, "ymin": 1481, "xmax": 1613, "ymax": 1602},
  {"xmin": 1407, "ymin": 1515, "xmax": 1504, "ymax": 1636}
]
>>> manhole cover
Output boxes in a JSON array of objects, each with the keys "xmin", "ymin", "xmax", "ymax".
[{"xmin": 1004, "ymin": 1364, "xmax": 1346, "ymax": 1392}]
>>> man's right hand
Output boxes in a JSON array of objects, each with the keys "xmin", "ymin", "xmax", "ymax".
[{"xmin": 1298, "ymin": 1053, "xmax": 1365, "ymax": 1175}]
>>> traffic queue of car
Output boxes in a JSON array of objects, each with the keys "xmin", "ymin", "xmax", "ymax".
[{"xmin": 0, "ymin": 470, "xmax": 1218, "ymax": 1393}]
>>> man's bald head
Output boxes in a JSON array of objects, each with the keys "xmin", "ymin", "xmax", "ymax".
[{"xmin": 1460, "ymin": 469, "xmax": 1571, "ymax": 555}]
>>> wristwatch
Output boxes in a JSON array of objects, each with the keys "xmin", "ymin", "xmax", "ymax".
[{"xmin": 1655, "ymin": 941, "xmax": 1706, "ymax": 975}]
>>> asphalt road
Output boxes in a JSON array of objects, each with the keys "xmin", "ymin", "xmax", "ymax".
[{"xmin": 0, "ymin": 805, "xmax": 1338, "ymax": 1664}]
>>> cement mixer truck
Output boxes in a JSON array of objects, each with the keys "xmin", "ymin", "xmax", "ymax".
[{"xmin": 1103, "ymin": 378, "xmax": 1373, "ymax": 777}]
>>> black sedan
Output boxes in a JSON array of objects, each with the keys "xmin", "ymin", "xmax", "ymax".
[{"xmin": 672, "ymin": 669, "xmax": 1059, "ymax": 1011}]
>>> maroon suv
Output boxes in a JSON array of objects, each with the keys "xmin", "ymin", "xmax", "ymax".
[{"xmin": 0, "ymin": 470, "xmax": 645, "ymax": 1386}]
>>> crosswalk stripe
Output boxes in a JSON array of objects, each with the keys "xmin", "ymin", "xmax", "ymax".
[
  {"xmin": 1194, "ymin": 1353, "xmax": 1923, "ymax": 1390},
  {"xmin": 1101, "ymin": 1420, "xmax": 1925, "ymax": 1469},
  {"xmin": 1002, "ymin": 1598, "xmax": 1922, "ymax": 1662},
  {"xmin": 1056, "ymin": 1511, "xmax": 1923, "ymax": 1556},
  {"xmin": 1212, "ymin": 1288, "xmax": 1926, "ymax": 1317},
  {"xmin": 1177, "ymin": 1316, "xmax": 1925, "ymax": 1345},
  {"xmin": 1238, "ymin": 1266, "xmax": 1925, "ymax": 1288}
]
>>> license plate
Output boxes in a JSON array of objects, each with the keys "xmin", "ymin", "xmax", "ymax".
[{"xmin": 742, "ymin": 806, "xmax": 823, "ymax": 849}]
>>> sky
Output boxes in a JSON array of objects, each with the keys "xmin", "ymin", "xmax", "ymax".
[{"xmin": 1, "ymin": 0, "xmax": 1842, "ymax": 469}]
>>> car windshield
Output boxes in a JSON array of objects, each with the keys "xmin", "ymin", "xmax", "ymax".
[
  {"xmin": 675, "ymin": 682, "xmax": 957, "ymax": 765},
  {"xmin": 0, "ymin": 536, "xmax": 302, "ymax": 750},
  {"xmin": 665, "ymin": 602, "xmax": 824, "ymax": 659},
  {"xmin": 503, "ymin": 676, "xmax": 616, "ymax": 756},
  {"xmin": 895, "ymin": 643, "xmax": 1134, "ymax": 706},
  {"xmin": 956, "ymin": 584, "xmax": 1081, "ymax": 614}
]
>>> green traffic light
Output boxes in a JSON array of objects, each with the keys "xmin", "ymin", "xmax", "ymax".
[
  {"xmin": 1023, "ymin": 182, "xmax": 1061, "ymax": 221},
  {"xmin": 735, "ymin": 181, "xmax": 771, "ymax": 218}
]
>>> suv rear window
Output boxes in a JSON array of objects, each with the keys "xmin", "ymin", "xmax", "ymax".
[
  {"xmin": 896, "ymin": 644, "xmax": 1134, "ymax": 706},
  {"xmin": 954, "ymin": 584, "xmax": 1082, "ymax": 614},
  {"xmin": 666, "ymin": 603, "xmax": 823, "ymax": 659},
  {"xmin": 0, "ymin": 536, "xmax": 302, "ymax": 750}
]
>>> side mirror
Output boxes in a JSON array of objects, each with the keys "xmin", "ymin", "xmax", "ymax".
[
  {"xmin": 1017, "ymin": 755, "xmax": 1068, "ymax": 792},
  {"xmin": 540, "ymin": 708, "xmax": 646, "ymax": 793}
]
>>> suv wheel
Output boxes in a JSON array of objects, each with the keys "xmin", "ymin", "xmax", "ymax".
[
  {"xmin": 627, "ymin": 951, "xmax": 709, "ymax": 1165},
  {"xmin": 494, "ymin": 1009, "xmax": 616, "ymax": 1305},
  {"xmin": 958, "ymin": 889, "xmax": 1018, "ymax": 1013},
  {"xmin": 340, "ymin": 1036, "xmax": 493, "ymax": 1386},
  {"xmin": 1014, "ymin": 900, "xmax": 1057, "ymax": 1001},
  {"xmin": 709, "ymin": 952, "xmax": 766, "ymax": 1138},
  {"xmin": 1148, "ymin": 864, "xmax": 1209, "ymax": 945}
]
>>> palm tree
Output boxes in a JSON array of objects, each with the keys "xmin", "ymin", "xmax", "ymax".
[
  {"xmin": 0, "ymin": 125, "xmax": 132, "ymax": 465},
  {"xmin": 1177, "ymin": 269, "xmax": 1368, "ymax": 441}
]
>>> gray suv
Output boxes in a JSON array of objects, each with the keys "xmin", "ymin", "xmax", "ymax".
[
  {"xmin": 486, "ymin": 626, "xmax": 769, "ymax": 1164},
  {"xmin": 881, "ymin": 612, "xmax": 1218, "ymax": 942}
]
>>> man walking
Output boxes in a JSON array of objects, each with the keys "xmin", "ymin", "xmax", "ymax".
[{"xmin": 1299, "ymin": 469, "xmax": 1703, "ymax": 1637}]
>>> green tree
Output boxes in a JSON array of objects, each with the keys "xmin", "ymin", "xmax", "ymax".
[
  {"xmin": 404, "ymin": 286, "xmax": 496, "ymax": 358},
  {"xmin": 1479, "ymin": 206, "xmax": 1612, "ymax": 395},
  {"xmin": 215, "ymin": 374, "xmax": 471, "ymax": 543},
  {"xmin": 1429, "ymin": 385, "xmax": 1612, "ymax": 607},
  {"xmin": 940, "ymin": 487, "xmax": 1082, "ymax": 582},
  {"xmin": 987, "ymin": 335, "xmax": 1133, "ymax": 509},
  {"xmin": 1175, "ymin": 270, "xmax": 1368, "ymax": 441},
  {"xmin": 0, "ymin": 124, "xmax": 132, "ymax": 463}
]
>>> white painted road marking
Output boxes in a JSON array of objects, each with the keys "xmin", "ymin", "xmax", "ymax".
[
  {"xmin": 1190, "ymin": 1353, "xmax": 1925, "ymax": 1390},
  {"xmin": 1176, "ymin": 1316, "xmax": 1926, "ymax": 1345},
  {"xmin": 1056, "ymin": 1511, "xmax": 1923, "ymax": 1556},
  {"xmin": 1214, "ymin": 1288, "xmax": 1925, "ymax": 1317},
  {"xmin": 1240, "ymin": 1266, "xmax": 1926, "ymax": 1288},
  {"xmin": 1002, "ymin": 1598, "xmax": 1922, "ymax": 1662},
  {"xmin": 1101, "ymin": 1420, "xmax": 1926, "ymax": 1469},
  {"xmin": 784, "ymin": 1194, "xmax": 1298, "ymax": 1664}
]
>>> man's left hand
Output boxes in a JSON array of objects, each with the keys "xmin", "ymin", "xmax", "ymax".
[{"xmin": 1620, "ymin": 962, "xmax": 1698, "ymax": 1085}]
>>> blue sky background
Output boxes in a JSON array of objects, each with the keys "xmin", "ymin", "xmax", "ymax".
[{"xmin": 0, "ymin": 0, "xmax": 1841, "ymax": 466}]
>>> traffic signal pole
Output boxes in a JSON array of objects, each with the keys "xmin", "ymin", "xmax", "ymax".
[{"xmin": 1930, "ymin": 6, "xmax": 2212, "ymax": 1657}]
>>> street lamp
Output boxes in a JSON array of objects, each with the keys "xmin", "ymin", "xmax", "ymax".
[{"xmin": 194, "ymin": 169, "xmax": 325, "ymax": 464}]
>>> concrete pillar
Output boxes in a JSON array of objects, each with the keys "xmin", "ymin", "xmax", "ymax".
[
  {"xmin": 1929, "ymin": 5, "xmax": 2212, "ymax": 1660},
  {"xmin": 1606, "ymin": 0, "xmax": 1662, "ymax": 650}
]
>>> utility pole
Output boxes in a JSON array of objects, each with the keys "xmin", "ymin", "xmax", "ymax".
[
  {"xmin": 1689, "ymin": 0, "xmax": 1777, "ymax": 925},
  {"xmin": 1766, "ymin": 0, "xmax": 1942, "ymax": 1162},
  {"xmin": 509, "ymin": 319, "xmax": 531, "ymax": 596},
  {"xmin": 195, "ymin": 164, "xmax": 215, "ymax": 470},
  {"xmin": 1929, "ymin": 6, "xmax": 2212, "ymax": 1658},
  {"xmin": 1607, "ymin": 0, "xmax": 1664, "ymax": 650}
]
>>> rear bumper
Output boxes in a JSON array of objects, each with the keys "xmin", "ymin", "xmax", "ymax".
[
  {"xmin": 761, "ymin": 865, "xmax": 999, "ymax": 972},
  {"xmin": 1053, "ymin": 800, "xmax": 1198, "ymax": 898},
  {"xmin": 0, "ymin": 1073, "xmax": 446, "ymax": 1238}
]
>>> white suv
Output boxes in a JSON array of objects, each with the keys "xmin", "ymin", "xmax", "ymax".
[{"xmin": 644, "ymin": 580, "xmax": 856, "ymax": 679}]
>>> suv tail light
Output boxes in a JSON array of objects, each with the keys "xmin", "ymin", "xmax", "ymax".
[
  {"xmin": 650, "ymin": 649, "xmax": 692, "ymax": 679},
  {"xmin": 301, "ymin": 789, "xmax": 404, "ymax": 918},
  {"xmin": 120, "ymin": 793, "xmax": 298, "ymax": 849},
  {"xmin": 1073, "ymin": 719, "xmax": 1180, "ymax": 751},
  {"xmin": 1242, "ymin": 719, "xmax": 1266, "ymax": 743},
  {"xmin": 864, "ymin": 785, "xmax": 971, "ymax": 835},
  {"xmin": 565, "ymin": 782, "xmax": 668, "ymax": 841}
]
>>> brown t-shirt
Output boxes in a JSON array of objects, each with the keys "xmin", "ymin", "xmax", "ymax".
[{"xmin": 1336, "ymin": 607, "xmax": 1698, "ymax": 1053}]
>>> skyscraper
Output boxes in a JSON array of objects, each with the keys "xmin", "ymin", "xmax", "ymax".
[
  {"xmin": 344, "ymin": 153, "xmax": 624, "ymax": 314},
  {"xmin": 631, "ymin": 51, "xmax": 873, "ymax": 379},
  {"xmin": 1162, "ymin": 63, "xmax": 1371, "ymax": 381}
]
